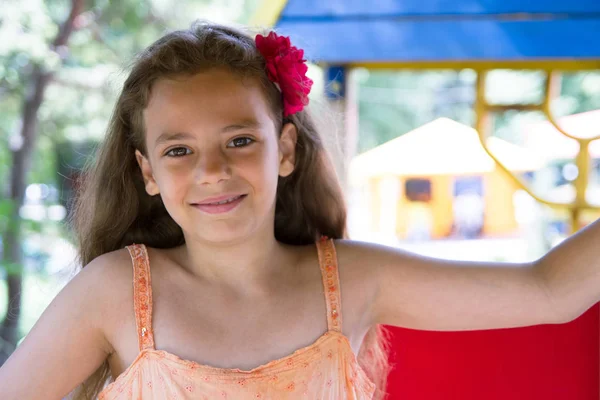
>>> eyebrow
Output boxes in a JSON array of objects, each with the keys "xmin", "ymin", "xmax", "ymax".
[{"xmin": 154, "ymin": 121, "xmax": 262, "ymax": 147}]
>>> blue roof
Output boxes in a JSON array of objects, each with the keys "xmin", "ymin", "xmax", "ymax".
[{"xmin": 272, "ymin": 0, "xmax": 600, "ymax": 64}]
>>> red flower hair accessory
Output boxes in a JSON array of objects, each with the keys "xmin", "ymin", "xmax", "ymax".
[{"xmin": 255, "ymin": 32, "xmax": 313, "ymax": 117}]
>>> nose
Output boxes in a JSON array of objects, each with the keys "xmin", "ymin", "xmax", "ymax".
[{"xmin": 195, "ymin": 150, "xmax": 231, "ymax": 184}]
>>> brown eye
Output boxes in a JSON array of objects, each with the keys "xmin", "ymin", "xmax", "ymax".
[
  {"xmin": 227, "ymin": 137, "xmax": 254, "ymax": 148},
  {"xmin": 165, "ymin": 147, "xmax": 191, "ymax": 157}
]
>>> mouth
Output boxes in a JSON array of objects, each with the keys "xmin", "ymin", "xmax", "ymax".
[{"xmin": 192, "ymin": 194, "xmax": 247, "ymax": 214}]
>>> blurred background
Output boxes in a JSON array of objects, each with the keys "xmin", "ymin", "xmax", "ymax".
[{"xmin": 1, "ymin": 0, "xmax": 599, "ymax": 398}]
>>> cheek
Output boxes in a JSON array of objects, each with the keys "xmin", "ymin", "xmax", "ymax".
[
  {"xmin": 244, "ymin": 143, "xmax": 279, "ymax": 180},
  {"xmin": 155, "ymin": 165, "xmax": 192, "ymax": 199},
  {"xmin": 255, "ymin": 147, "xmax": 282, "ymax": 199}
]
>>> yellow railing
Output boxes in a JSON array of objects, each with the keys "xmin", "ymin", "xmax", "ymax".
[{"xmin": 474, "ymin": 70, "xmax": 600, "ymax": 234}]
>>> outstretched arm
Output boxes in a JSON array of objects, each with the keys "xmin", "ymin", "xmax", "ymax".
[{"xmin": 343, "ymin": 219, "xmax": 600, "ymax": 332}]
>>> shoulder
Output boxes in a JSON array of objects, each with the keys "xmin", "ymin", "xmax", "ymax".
[
  {"xmin": 331, "ymin": 238, "xmax": 423, "ymax": 293},
  {"xmin": 73, "ymin": 247, "xmax": 138, "ymax": 352},
  {"xmin": 81, "ymin": 246, "xmax": 136, "ymax": 291},
  {"xmin": 332, "ymin": 238, "xmax": 410, "ymax": 270},
  {"xmin": 329, "ymin": 238, "xmax": 390, "ymax": 285},
  {"xmin": 331, "ymin": 238, "xmax": 390, "ymax": 268},
  {"xmin": 70, "ymin": 247, "xmax": 134, "ymax": 299},
  {"xmin": 329, "ymin": 239, "xmax": 384, "ymax": 326},
  {"xmin": 330, "ymin": 239, "xmax": 404, "ymax": 298}
]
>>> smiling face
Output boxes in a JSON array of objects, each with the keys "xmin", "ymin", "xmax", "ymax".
[{"xmin": 135, "ymin": 68, "xmax": 297, "ymax": 243}]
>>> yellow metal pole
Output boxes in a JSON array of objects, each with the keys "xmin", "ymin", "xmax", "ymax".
[
  {"xmin": 542, "ymin": 71, "xmax": 597, "ymax": 233},
  {"xmin": 474, "ymin": 68, "xmax": 600, "ymax": 237},
  {"xmin": 474, "ymin": 71, "xmax": 571, "ymax": 210},
  {"xmin": 542, "ymin": 72, "xmax": 600, "ymax": 142}
]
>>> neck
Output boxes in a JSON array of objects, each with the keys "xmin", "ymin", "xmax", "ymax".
[{"xmin": 177, "ymin": 229, "xmax": 298, "ymax": 297}]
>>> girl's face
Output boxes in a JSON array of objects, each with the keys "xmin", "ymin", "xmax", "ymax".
[{"xmin": 135, "ymin": 68, "xmax": 297, "ymax": 243}]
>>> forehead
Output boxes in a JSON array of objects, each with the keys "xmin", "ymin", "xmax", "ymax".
[{"xmin": 143, "ymin": 68, "xmax": 275, "ymax": 141}]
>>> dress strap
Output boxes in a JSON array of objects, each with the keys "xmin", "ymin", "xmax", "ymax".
[
  {"xmin": 316, "ymin": 236, "xmax": 342, "ymax": 332},
  {"xmin": 125, "ymin": 243, "xmax": 155, "ymax": 352}
]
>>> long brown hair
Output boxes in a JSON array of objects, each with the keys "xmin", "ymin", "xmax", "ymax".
[{"xmin": 66, "ymin": 20, "xmax": 392, "ymax": 399}]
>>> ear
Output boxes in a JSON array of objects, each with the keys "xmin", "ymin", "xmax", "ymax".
[
  {"xmin": 135, "ymin": 149, "xmax": 160, "ymax": 196},
  {"xmin": 278, "ymin": 122, "xmax": 297, "ymax": 178}
]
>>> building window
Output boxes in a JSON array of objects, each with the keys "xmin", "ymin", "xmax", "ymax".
[{"xmin": 405, "ymin": 178, "xmax": 431, "ymax": 202}]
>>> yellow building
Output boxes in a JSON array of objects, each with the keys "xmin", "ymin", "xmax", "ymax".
[{"xmin": 349, "ymin": 118, "xmax": 544, "ymax": 239}]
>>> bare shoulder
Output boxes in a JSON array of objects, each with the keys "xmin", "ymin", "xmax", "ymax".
[
  {"xmin": 57, "ymin": 248, "xmax": 135, "ymax": 350},
  {"xmin": 83, "ymin": 247, "xmax": 138, "ymax": 347},
  {"xmin": 330, "ymin": 238, "xmax": 384, "ymax": 292},
  {"xmin": 329, "ymin": 239, "xmax": 382, "ymax": 330},
  {"xmin": 79, "ymin": 247, "xmax": 136, "ymax": 306},
  {"xmin": 331, "ymin": 238, "xmax": 379, "ymax": 256},
  {"xmin": 330, "ymin": 238, "xmax": 388, "ymax": 281},
  {"xmin": 86, "ymin": 246, "xmax": 135, "ymax": 290},
  {"xmin": 332, "ymin": 238, "xmax": 400, "ymax": 265}
]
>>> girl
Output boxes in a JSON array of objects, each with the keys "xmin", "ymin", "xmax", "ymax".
[{"xmin": 0, "ymin": 20, "xmax": 598, "ymax": 400}]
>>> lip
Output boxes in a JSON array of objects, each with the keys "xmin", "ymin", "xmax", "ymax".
[
  {"xmin": 195, "ymin": 193, "xmax": 247, "ymax": 205},
  {"xmin": 192, "ymin": 194, "xmax": 247, "ymax": 214}
]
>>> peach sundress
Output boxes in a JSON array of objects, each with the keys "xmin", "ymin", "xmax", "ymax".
[{"xmin": 98, "ymin": 237, "xmax": 376, "ymax": 399}]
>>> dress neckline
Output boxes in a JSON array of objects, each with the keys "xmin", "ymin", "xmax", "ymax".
[{"xmin": 100, "ymin": 329, "xmax": 375, "ymax": 396}]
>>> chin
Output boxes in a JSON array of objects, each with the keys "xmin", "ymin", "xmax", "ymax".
[{"xmin": 194, "ymin": 223, "xmax": 258, "ymax": 244}]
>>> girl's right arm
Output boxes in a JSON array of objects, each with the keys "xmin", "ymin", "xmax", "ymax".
[{"xmin": 0, "ymin": 254, "xmax": 118, "ymax": 400}]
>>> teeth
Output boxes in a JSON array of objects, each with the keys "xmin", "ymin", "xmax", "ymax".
[{"xmin": 206, "ymin": 195, "xmax": 241, "ymax": 205}]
